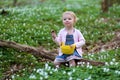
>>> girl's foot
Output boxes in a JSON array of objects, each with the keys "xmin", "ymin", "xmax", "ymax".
[
  {"xmin": 69, "ymin": 60, "xmax": 76, "ymax": 67},
  {"xmin": 55, "ymin": 65, "xmax": 60, "ymax": 68}
]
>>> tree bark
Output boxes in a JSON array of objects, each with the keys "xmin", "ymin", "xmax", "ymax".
[
  {"xmin": 0, "ymin": 40, "xmax": 57, "ymax": 61},
  {"xmin": 101, "ymin": 0, "xmax": 109, "ymax": 13},
  {"xmin": 0, "ymin": 40, "xmax": 105, "ymax": 66},
  {"xmin": 101, "ymin": 0, "xmax": 120, "ymax": 13},
  {"xmin": 13, "ymin": 0, "xmax": 17, "ymax": 6}
]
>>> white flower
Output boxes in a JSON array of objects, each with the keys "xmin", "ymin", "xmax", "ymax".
[
  {"xmin": 16, "ymin": 75, "xmax": 19, "ymax": 77},
  {"xmin": 54, "ymin": 68, "xmax": 58, "ymax": 72},
  {"xmin": 29, "ymin": 74, "xmax": 36, "ymax": 79},
  {"xmin": 63, "ymin": 71, "xmax": 66, "ymax": 74},
  {"xmin": 115, "ymin": 70, "xmax": 120, "ymax": 75},
  {"xmin": 89, "ymin": 65, "xmax": 93, "ymax": 69},
  {"xmin": 77, "ymin": 62, "xmax": 81, "ymax": 65},
  {"xmin": 68, "ymin": 72, "xmax": 72, "ymax": 76},
  {"xmin": 56, "ymin": 65, "xmax": 59, "ymax": 68},
  {"xmin": 72, "ymin": 69, "xmax": 76, "ymax": 73},
  {"xmin": 89, "ymin": 58, "xmax": 93, "ymax": 60},
  {"xmin": 114, "ymin": 62, "xmax": 118, "ymax": 65},
  {"xmin": 76, "ymin": 78, "xmax": 81, "ymax": 80},
  {"xmin": 65, "ymin": 63, "xmax": 69, "ymax": 66},
  {"xmin": 69, "ymin": 77, "xmax": 72, "ymax": 80},
  {"xmin": 88, "ymin": 75, "xmax": 91, "ymax": 79},
  {"xmin": 40, "ymin": 77, "xmax": 43, "ymax": 80},
  {"xmin": 44, "ymin": 75, "xmax": 48, "ymax": 79},
  {"xmin": 110, "ymin": 61, "xmax": 114, "ymax": 65},
  {"xmin": 115, "ymin": 70, "xmax": 119, "ymax": 74},
  {"xmin": 84, "ymin": 75, "xmax": 91, "ymax": 80},
  {"xmin": 98, "ymin": 57, "xmax": 101, "ymax": 60},
  {"xmin": 11, "ymin": 75, "xmax": 15, "ymax": 79},
  {"xmin": 45, "ymin": 63, "xmax": 49, "ymax": 69},
  {"xmin": 87, "ymin": 62, "xmax": 90, "ymax": 65},
  {"xmin": 86, "ymin": 62, "xmax": 90, "ymax": 68},
  {"xmin": 36, "ymin": 68, "xmax": 42, "ymax": 73},
  {"xmin": 82, "ymin": 62, "xmax": 85, "ymax": 65},
  {"xmin": 87, "ymin": 65, "xmax": 90, "ymax": 68},
  {"xmin": 47, "ymin": 66, "xmax": 51, "ymax": 70},
  {"xmin": 100, "ymin": 48, "xmax": 105, "ymax": 52},
  {"xmin": 50, "ymin": 71, "xmax": 53, "ymax": 74},
  {"xmin": 44, "ymin": 72, "xmax": 48, "ymax": 76},
  {"xmin": 91, "ymin": 54, "xmax": 94, "ymax": 57},
  {"xmin": 103, "ymin": 68, "xmax": 109, "ymax": 72},
  {"xmin": 105, "ymin": 62, "xmax": 109, "ymax": 66},
  {"xmin": 112, "ymin": 58, "xmax": 115, "ymax": 62}
]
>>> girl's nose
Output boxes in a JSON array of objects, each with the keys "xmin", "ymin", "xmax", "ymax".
[
  {"xmin": 66, "ymin": 19, "xmax": 69, "ymax": 22},
  {"xmin": 66, "ymin": 20, "xmax": 68, "ymax": 22}
]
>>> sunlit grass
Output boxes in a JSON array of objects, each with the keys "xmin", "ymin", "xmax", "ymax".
[
  {"xmin": 0, "ymin": 0, "xmax": 120, "ymax": 80},
  {"xmin": 9, "ymin": 49, "xmax": 120, "ymax": 79}
]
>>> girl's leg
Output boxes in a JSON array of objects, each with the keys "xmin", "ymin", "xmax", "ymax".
[
  {"xmin": 54, "ymin": 62, "xmax": 61, "ymax": 68},
  {"xmin": 54, "ymin": 54, "xmax": 67, "ymax": 68},
  {"xmin": 69, "ymin": 59, "xmax": 76, "ymax": 67}
]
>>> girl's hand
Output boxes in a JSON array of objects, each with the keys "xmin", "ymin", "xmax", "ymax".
[
  {"xmin": 70, "ymin": 44, "xmax": 76, "ymax": 48},
  {"xmin": 51, "ymin": 30, "xmax": 57, "ymax": 39}
]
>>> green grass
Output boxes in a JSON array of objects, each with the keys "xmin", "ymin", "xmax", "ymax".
[
  {"xmin": 0, "ymin": 0, "xmax": 120, "ymax": 80},
  {"xmin": 4, "ymin": 49, "xmax": 120, "ymax": 80}
]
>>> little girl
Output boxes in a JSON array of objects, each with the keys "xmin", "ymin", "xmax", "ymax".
[{"xmin": 51, "ymin": 11, "xmax": 85, "ymax": 68}]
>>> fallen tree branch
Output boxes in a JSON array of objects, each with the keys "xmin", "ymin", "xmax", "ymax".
[
  {"xmin": 1, "ymin": 64, "xmax": 24, "ymax": 80},
  {"xmin": 0, "ymin": 40, "xmax": 105, "ymax": 66},
  {"xmin": 0, "ymin": 40, "xmax": 57, "ymax": 61}
]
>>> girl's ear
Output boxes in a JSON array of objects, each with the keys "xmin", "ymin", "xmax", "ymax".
[{"xmin": 74, "ymin": 18, "xmax": 79, "ymax": 24}]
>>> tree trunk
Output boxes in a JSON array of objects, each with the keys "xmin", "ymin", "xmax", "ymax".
[
  {"xmin": 101, "ymin": 0, "xmax": 109, "ymax": 13},
  {"xmin": 101, "ymin": 0, "xmax": 120, "ymax": 13},
  {"xmin": 13, "ymin": 0, "xmax": 17, "ymax": 6}
]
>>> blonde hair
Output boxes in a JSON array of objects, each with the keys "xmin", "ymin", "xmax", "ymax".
[{"xmin": 62, "ymin": 11, "xmax": 78, "ymax": 24}]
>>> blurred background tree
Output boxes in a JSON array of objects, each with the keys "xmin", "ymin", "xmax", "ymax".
[
  {"xmin": 13, "ymin": 0, "xmax": 17, "ymax": 6},
  {"xmin": 101, "ymin": 0, "xmax": 120, "ymax": 13}
]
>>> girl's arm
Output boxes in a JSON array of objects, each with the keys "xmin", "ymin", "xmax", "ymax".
[
  {"xmin": 74, "ymin": 30, "xmax": 85, "ymax": 48},
  {"xmin": 51, "ymin": 30, "xmax": 62, "ymax": 46}
]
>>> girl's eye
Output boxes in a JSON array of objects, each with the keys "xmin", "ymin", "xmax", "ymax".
[
  {"xmin": 64, "ymin": 18, "xmax": 66, "ymax": 20},
  {"xmin": 68, "ymin": 18, "xmax": 71, "ymax": 20}
]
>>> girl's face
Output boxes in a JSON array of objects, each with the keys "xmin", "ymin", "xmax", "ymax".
[{"xmin": 62, "ymin": 13, "xmax": 75, "ymax": 28}]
